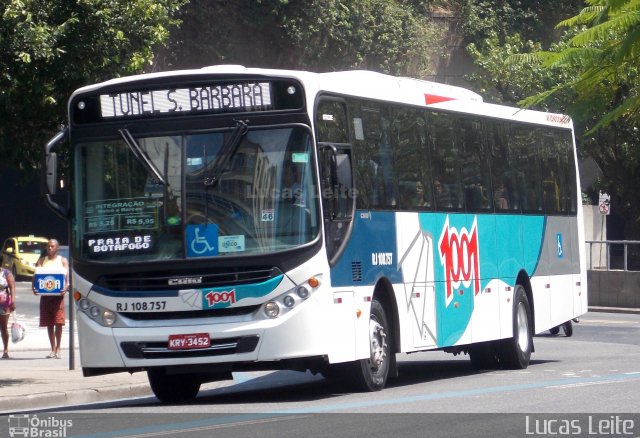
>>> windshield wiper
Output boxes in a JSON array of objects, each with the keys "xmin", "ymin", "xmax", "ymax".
[
  {"xmin": 204, "ymin": 119, "xmax": 249, "ymax": 187},
  {"xmin": 119, "ymin": 128, "xmax": 167, "ymax": 186}
]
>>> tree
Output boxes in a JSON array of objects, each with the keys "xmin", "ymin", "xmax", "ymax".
[
  {"xmin": 156, "ymin": 0, "xmax": 444, "ymax": 78},
  {"xmin": 517, "ymin": 0, "xmax": 640, "ymax": 132},
  {"xmin": 0, "ymin": 0, "xmax": 186, "ymax": 180},
  {"xmin": 469, "ymin": 0, "xmax": 640, "ymax": 238}
]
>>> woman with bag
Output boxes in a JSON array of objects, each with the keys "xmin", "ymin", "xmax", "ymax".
[{"xmin": 0, "ymin": 266, "xmax": 17, "ymax": 358}]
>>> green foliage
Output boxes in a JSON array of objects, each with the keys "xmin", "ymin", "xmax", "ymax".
[
  {"xmin": 495, "ymin": 0, "xmax": 640, "ymax": 237},
  {"xmin": 517, "ymin": 0, "xmax": 640, "ymax": 133},
  {"xmin": 159, "ymin": 0, "xmax": 443, "ymax": 78},
  {"xmin": 467, "ymin": 33, "xmax": 548, "ymax": 105},
  {"xmin": 273, "ymin": 0, "xmax": 439, "ymax": 75},
  {"xmin": 462, "ymin": 0, "xmax": 585, "ymax": 48},
  {"xmin": 0, "ymin": 0, "xmax": 186, "ymax": 178}
]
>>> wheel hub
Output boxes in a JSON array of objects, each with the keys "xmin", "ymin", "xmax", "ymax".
[
  {"xmin": 516, "ymin": 302, "xmax": 529, "ymax": 351},
  {"xmin": 369, "ymin": 319, "xmax": 387, "ymax": 369}
]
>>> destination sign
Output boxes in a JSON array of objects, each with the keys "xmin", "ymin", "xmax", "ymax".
[{"xmin": 100, "ymin": 82, "xmax": 272, "ymax": 118}]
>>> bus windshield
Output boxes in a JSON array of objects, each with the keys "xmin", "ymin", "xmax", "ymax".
[{"xmin": 75, "ymin": 126, "xmax": 319, "ymax": 262}]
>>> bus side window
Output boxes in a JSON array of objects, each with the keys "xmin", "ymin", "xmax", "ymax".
[
  {"xmin": 350, "ymin": 103, "xmax": 388, "ymax": 209},
  {"xmin": 541, "ymin": 134, "xmax": 561, "ymax": 214},
  {"xmin": 428, "ymin": 113, "xmax": 463, "ymax": 212},
  {"xmin": 391, "ymin": 107, "xmax": 432, "ymax": 211},
  {"xmin": 490, "ymin": 122, "xmax": 523, "ymax": 213},
  {"xmin": 460, "ymin": 117, "xmax": 491, "ymax": 213},
  {"xmin": 511, "ymin": 127, "xmax": 543, "ymax": 213}
]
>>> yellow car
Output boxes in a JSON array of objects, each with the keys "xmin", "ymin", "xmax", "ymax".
[{"xmin": 1, "ymin": 235, "xmax": 48, "ymax": 279}]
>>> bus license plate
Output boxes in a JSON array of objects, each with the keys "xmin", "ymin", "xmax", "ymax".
[{"xmin": 168, "ymin": 333, "xmax": 211, "ymax": 350}]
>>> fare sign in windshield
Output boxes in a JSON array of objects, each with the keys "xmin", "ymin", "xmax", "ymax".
[{"xmin": 100, "ymin": 82, "xmax": 272, "ymax": 118}]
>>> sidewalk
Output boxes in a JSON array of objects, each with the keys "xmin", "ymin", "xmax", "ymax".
[
  {"xmin": 1, "ymin": 317, "xmax": 153, "ymax": 413},
  {"xmin": 2, "ymin": 306, "xmax": 639, "ymax": 414},
  {"xmin": 0, "ymin": 349, "xmax": 153, "ymax": 413},
  {"xmin": 1, "ymin": 320, "xmax": 248, "ymax": 414}
]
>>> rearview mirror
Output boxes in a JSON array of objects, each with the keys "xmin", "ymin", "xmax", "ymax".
[{"xmin": 46, "ymin": 151, "xmax": 58, "ymax": 195}]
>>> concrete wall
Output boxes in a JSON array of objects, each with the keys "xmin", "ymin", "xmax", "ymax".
[
  {"xmin": 588, "ymin": 270, "xmax": 640, "ymax": 308},
  {"xmin": 582, "ymin": 205, "xmax": 640, "ymax": 309},
  {"xmin": 583, "ymin": 205, "xmax": 607, "ymax": 269}
]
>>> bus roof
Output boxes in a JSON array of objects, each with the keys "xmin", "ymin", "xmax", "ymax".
[{"xmin": 72, "ymin": 65, "xmax": 572, "ymax": 129}]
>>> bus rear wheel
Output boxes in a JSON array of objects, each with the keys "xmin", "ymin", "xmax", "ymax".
[
  {"xmin": 498, "ymin": 285, "xmax": 532, "ymax": 369},
  {"xmin": 562, "ymin": 320, "xmax": 573, "ymax": 337},
  {"xmin": 344, "ymin": 298, "xmax": 391, "ymax": 391},
  {"xmin": 147, "ymin": 368, "xmax": 201, "ymax": 403}
]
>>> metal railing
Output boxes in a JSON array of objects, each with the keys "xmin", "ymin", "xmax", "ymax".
[{"xmin": 586, "ymin": 240, "xmax": 640, "ymax": 271}]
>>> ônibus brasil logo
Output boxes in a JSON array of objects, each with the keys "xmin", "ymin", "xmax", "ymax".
[{"xmin": 438, "ymin": 216, "xmax": 481, "ymax": 307}]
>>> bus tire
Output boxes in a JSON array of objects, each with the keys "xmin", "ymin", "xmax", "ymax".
[
  {"xmin": 147, "ymin": 369, "xmax": 201, "ymax": 403},
  {"xmin": 346, "ymin": 298, "xmax": 391, "ymax": 391},
  {"xmin": 498, "ymin": 285, "xmax": 532, "ymax": 369},
  {"xmin": 549, "ymin": 326, "xmax": 560, "ymax": 335},
  {"xmin": 562, "ymin": 320, "xmax": 573, "ymax": 337}
]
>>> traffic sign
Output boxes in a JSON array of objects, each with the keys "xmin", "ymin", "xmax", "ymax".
[{"xmin": 598, "ymin": 191, "xmax": 610, "ymax": 215}]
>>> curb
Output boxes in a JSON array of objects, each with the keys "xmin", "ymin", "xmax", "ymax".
[
  {"xmin": 588, "ymin": 306, "xmax": 640, "ymax": 315},
  {"xmin": 2, "ymin": 383, "xmax": 154, "ymax": 414}
]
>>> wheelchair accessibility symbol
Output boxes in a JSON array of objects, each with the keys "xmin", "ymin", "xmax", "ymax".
[
  {"xmin": 556, "ymin": 233, "xmax": 564, "ymax": 259},
  {"xmin": 186, "ymin": 224, "xmax": 219, "ymax": 257}
]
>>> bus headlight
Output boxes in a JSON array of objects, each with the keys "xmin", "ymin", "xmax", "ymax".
[
  {"xmin": 78, "ymin": 298, "xmax": 90, "ymax": 311},
  {"xmin": 283, "ymin": 295, "xmax": 295, "ymax": 308},
  {"xmin": 77, "ymin": 296, "xmax": 122, "ymax": 327},
  {"xmin": 102, "ymin": 310, "xmax": 116, "ymax": 326},
  {"xmin": 259, "ymin": 275, "xmax": 322, "ymax": 319},
  {"xmin": 264, "ymin": 301, "xmax": 279, "ymax": 318},
  {"xmin": 295, "ymin": 285, "xmax": 310, "ymax": 299}
]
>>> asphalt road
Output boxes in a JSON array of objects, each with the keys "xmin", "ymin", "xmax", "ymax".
[{"xmin": 18, "ymin": 311, "xmax": 639, "ymax": 437}]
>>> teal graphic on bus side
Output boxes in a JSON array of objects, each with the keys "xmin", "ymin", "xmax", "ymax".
[
  {"xmin": 420, "ymin": 213, "xmax": 545, "ymax": 346},
  {"xmin": 330, "ymin": 211, "xmax": 546, "ymax": 347}
]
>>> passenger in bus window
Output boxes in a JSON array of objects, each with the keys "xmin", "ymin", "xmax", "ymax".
[
  {"xmin": 434, "ymin": 179, "xmax": 454, "ymax": 209},
  {"xmin": 412, "ymin": 181, "xmax": 431, "ymax": 208},
  {"xmin": 494, "ymin": 182, "xmax": 509, "ymax": 210},
  {"xmin": 465, "ymin": 183, "xmax": 489, "ymax": 211},
  {"xmin": 282, "ymin": 161, "xmax": 305, "ymax": 207}
]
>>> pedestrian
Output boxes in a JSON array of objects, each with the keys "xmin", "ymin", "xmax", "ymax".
[
  {"xmin": 0, "ymin": 267, "xmax": 16, "ymax": 358},
  {"xmin": 32, "ymin": 238, "xmax": 69, "ymax": 359}
]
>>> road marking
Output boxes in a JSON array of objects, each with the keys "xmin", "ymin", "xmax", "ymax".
[
  {"xmin": 267, "ymin": 372, "xmax": 640, "ymax": 414},
  {"xmin": 580, "ymin": 319, "xmax": 639, "ymax": 325},
  {"xmin": 68, "ymin": 372, "xmax": 640, "ymax": 437},
  {"xmin": 548, "ymin": 379, "xmax": 625, "ymax": 390}
]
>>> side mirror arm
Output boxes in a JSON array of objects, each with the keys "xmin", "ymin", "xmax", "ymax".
[{"xmin": 44, "ymin": 128, "xmax": 70, "ymax": 220}]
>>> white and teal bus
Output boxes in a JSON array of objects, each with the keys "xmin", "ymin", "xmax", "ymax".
[{"xmin": 44, "ymin": 66, "xmax": 587, "ymax": 402}]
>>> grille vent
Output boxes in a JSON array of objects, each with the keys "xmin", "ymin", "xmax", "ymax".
[
  {"xmin": 95, "ymin": 266, "xmax": 282, "ymax": 291},
  {"xmin": 351, "ymin": 261, "xmax": 363, "ymax": 282}
]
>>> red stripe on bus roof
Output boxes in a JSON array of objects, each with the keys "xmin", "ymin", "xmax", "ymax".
[{"xmin": 424, "ymin": 94, "xmax": 455, "ymax": 105}]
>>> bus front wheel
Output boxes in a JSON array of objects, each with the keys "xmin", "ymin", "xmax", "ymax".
[
  {"xmin": 147, "ymin": 369, "xmax": 201, "ymax": 403},
  {"xmin": 498, "ymin": 285, "xmax": 532, "ymax": 369},
  {"xmin": 350, "ymin": 298, "xmax": 391, "ymax": 391}
]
